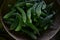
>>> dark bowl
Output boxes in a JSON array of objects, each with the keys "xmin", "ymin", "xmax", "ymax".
[{"xmin": 0, "ymin": 0, "xmax": 60, "ymax": 40}]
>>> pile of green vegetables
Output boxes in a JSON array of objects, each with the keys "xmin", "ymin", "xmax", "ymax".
[{"xmin": 3, "ymin": 0, "xmax": 55, "ymax": 40}]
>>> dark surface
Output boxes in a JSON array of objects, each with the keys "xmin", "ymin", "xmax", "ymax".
[
  {"xmin": 0, "ymin": 0, "xmax": 4, "ymax": 6},
  {"xmin": 51, "ymin": 30, "xmax": 60, "ymax": 40},
  {"xmin": 0, "ymin": 29, "xmax": 15, "ymax": 40}
]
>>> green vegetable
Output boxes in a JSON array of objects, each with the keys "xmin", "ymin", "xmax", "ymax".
[
  {"xmin": 15, "ymin": 13, "xmax": 23, "ymax": 31},
  {"xmin": 15, "ymin": 22, "xmax": 22, "ymax": 31},
  {"xmin": 16, "ymin": 6, "xmax": 26, "ymax": 23},
  {"xmin": 22, "ymin": 29, "xmax": 37, "ymax": 40},
  {"xmin": 10, "ymin": 20, "xmax": 18, "ymax": 30},
  {"xmin": 3, "ymin": 10, "xmax": 16, "ymax": 19},
  {"xmin": 42, "ymin": 1, "xmax": 46, "ymax": 9},
  {"xmin": 44, "ymin": 13, "xmax": 55, "ymax": 21},
  {"xmin": 27, "ymin": 8, "xmax": 32, "ymax": 23},
  {"xmin": 36, "ymin": 2, "xmax": 43, "ymax": 17},
  {"xmin": 26, "ymin": 22, "xmax": 40, "ymax": 35},
  {"xmin": 15, "ymin": 2, "xmax": 25, "ymax": 7},
  {"xmin": 5, "ymin": 18, "xmax": 15, "ymax": 24},
  {"xmin": 3, "ymin": 0, "xmax": 55, "ymax": 39},
  {"xmin": 10, "ymin": 14, "xmax": 18, "ymax": 30},
  {"xmin": 46, "ymin": 3, "xmax": 54, "ymax": 13},
  {"xmin": 32, "ymin": 3, "xmax": 38, "ymax": 15},
  {"xmin": 26, "ymin": 3, "xmax": 33, "ymax": 8},
  {"xmin": 41, "ymin": 11, "xmax": 47, "ymax": 17}
]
